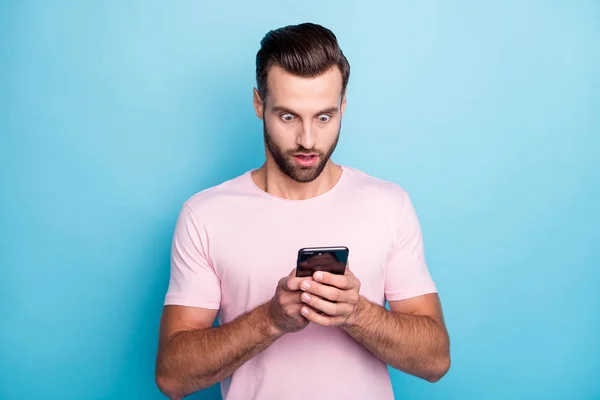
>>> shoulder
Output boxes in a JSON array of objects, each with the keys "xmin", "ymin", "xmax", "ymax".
[
  {"xmin": 343, "ymin": 166, "xmax": 424, "ymax": 238},
  {"xmin": 342, "ymin": 166, "xmax": 411, "ymax": 209},
  {"xmin": 182, "ymin": 171, "xmax": 252, "ymax": 219}
]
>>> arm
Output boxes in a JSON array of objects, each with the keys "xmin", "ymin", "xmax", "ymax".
[
  {"xmin": 157, "ymin": 204, "xmax": 316, "ymax": 398},
  {"xmin": 339, "ymin": 187, "xmax": 449, "ymax": 381},
  {"xmin": 298, "ymin": 189, "xmax": 449, "ymax": 381},
  {"xmin": 155, "ymin": 271, "xmax": 313, "ymax": 399},
  {"xmin": 342, "ymin": 293, "xmax": 450, "ymax": 382},
  {"xmin": 155, "ymin": 303, "xmax": 281, "ymax": 399},
  {"xmin": 298, "ymin": 271, "xmax": 450, "ymax": 383}
]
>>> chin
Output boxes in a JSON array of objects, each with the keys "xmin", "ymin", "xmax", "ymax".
[
  {"xmin": 292, "ymin": 172, "xmax": 319, "ymax": 183},
  {"xmin": 286, "ymin": 165, "xmax": 323, "ymax": 183}
]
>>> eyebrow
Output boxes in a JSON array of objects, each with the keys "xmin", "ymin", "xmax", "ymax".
[{"xmin": 271, "ymin": 106, "xmax": 339, "ymax": 115}]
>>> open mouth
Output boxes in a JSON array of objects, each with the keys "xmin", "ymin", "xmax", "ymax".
[{"xmin": 293, "ymin": 154, "xmax": 318, "ymax": 167}]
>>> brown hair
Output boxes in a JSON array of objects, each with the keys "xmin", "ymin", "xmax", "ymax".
[{"xmin": 255, "ymin": 22, "xmax": 350, "ymax": 103}]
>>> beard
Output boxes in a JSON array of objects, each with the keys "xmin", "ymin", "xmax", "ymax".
[{"xmin": 263, "ymin": 120, "xmax": 341, "ymax": 183}]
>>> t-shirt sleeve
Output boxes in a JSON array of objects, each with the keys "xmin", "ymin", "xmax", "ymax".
[
  {"xmin": 384, "ymin": 189, "xmax": 437, "ymax": 302},
  {"xmin": 163, "ymin": 203, "xmax": 221, "ymax": 309}
]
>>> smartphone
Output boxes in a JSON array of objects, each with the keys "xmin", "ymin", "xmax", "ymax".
[{"xmin": 295, "ymin": 246, "xmax": 349, "ymax": 278}]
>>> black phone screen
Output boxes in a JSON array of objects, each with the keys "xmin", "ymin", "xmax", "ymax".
[{"xmin": 295, "ymin": 246, "xmax": 349, "ymax": 278}]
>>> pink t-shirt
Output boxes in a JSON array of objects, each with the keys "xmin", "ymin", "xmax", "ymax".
[{"xmin": 164, "ymin": 165, "xmax": 437, "ymax": 400}]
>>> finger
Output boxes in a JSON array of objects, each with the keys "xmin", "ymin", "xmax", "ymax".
[
  {"xmin": 312, "ymin": 270, "xmax": 352, "ymax": 289},
  {"xmin": 279, "ymin": 291, "xmax": 304, "ymax": 306},
  {"xmin": 284, "ymin": 276, "xmax": 313, "ymax": 292},
  {"xmin": 300, "ymin": 305, "xmax": 346, "ymax": 327},
  {"xmin": 300, "ymin": 292, "xmax": 353, "ymax": 317},
  {"xmin": 291, "ymin": 291, "xmax": 308, "ymax": 305},
  {"xmin": 299, "ymin": 280, "xmax": 349, "ymax": 303},
  {"xmin": 279, "ymin": 276, "xmax": 296, "ymax": 292},
  {"xmin": 344, "ymin": 267, "xmax": 357, "ymax": 280},
  {"xmin": 286, "ymin": 302, "xmax": 306, "ymax": 316},
  {"xmin": 281, "ymin": 269, "xmax": 299, "ymax": 291}
]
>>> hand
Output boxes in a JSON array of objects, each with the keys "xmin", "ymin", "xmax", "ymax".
[
  {"xmin": 267, "ymin": 269, "xmax": 315, "ymax": 335},
  {"xmin": 298, "ymin": 265, "xmax": 362, "ymax": 327}
]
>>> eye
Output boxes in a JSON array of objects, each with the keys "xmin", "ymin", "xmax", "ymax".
[
  {"xmin": 280, "ymin": 113, "xmax": 295, "ymax": 122},
  {"xmin": 317, "ymin": 114, "xmax": 331, "ymax": 123}
]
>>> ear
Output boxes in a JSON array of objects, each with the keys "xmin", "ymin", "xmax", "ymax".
[
  {"xmin": 341, "ymin": 93, "xmax": 347, "ymax": 116},
  {"xmin": 253, "ymin": 88, "xmax": 264, "ymax": 120}
]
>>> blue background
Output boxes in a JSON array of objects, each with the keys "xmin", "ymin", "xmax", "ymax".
[{"xmin": 1, "ymin": 1, "xmax": 599, "ymax": 399}]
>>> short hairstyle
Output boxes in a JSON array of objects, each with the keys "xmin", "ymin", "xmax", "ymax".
[{"xmin": 255, "ymin": 22, "xmax": 350, "ymax": 103}]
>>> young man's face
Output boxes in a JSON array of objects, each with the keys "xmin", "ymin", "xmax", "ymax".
[{"xmin": 254, "ymin": 65, "xmax": 346, "ymax": 183}]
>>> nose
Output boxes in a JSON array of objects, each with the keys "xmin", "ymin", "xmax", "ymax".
[{"xmin": 296, "ymin": 120, "xmax": 316, "ymax": 150}]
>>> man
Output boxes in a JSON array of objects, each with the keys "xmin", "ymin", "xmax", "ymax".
[{"xmin": 155, "ymin": 22, "xmax": 450, "ymax": 400}]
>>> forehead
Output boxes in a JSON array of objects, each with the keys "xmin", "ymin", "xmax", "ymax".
[{"xmin": 266, "ymin": 64, "xmax": 343, "ymax": 111}]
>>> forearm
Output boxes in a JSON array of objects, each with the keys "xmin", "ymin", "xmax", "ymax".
[
  {"xmin": 343, "ymin": 297, "xmax": 450, "ymax": 382},
  {"xmin": 156, "ymin": 302, "xmax": 282, "ymax": 399}
]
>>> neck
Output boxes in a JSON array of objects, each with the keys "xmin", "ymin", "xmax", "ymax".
[{"xmin": 251, "ymin": 160, "xmax": 342, "ymax": 201}]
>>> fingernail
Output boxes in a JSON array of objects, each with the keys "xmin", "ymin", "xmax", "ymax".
[
  {"xmin": 314, "ymin": 272, "xmax": 323, "ymax": 281},
  {"xmin": 300, "ymin": 281, "xmax": 310, "ymax": 290},
  {"xmin": 301, "ymin": 307, "xmax": 309, "ymax": 316},
  {"xmin": 301, "ymin": 293, "xmax": 311, "ymax": 302}
]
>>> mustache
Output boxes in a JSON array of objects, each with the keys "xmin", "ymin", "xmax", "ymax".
[{"xmin": 287, "ymin": 146, "xmax": 321, "ymax": 156}]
